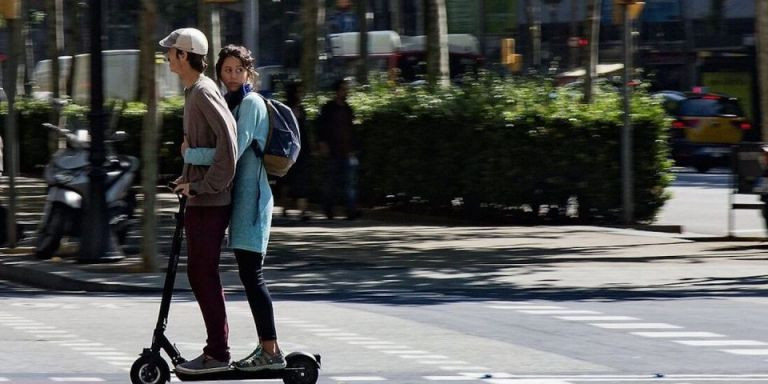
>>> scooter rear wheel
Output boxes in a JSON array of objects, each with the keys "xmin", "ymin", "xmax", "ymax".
[
  {"xmin": 283, "ymin": 355, "xmax": 319, "ymax": 384},
  {"xmin": 130, "ymin": 354, "xmax": 170, "ymax": 384}
]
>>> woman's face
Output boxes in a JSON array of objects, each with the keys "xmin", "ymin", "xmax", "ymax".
[{"xmin": 220, "ymin": 56, "xmax": 249, "ymax": 92}]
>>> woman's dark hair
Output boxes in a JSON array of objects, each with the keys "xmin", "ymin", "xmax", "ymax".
[
  {"xmin": 285, "ymin": 80, "xmax": 303, "ymax": 107},
  {"xmin": 177, "ymin": 51, "xmax": 208, "ymax": 73},
  {"xmin": 215, "ymin": 44, "xmax": 257, "ymax": 86}
]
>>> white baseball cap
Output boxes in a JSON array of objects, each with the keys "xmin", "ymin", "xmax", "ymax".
[{"xmin": 159, "ymin": 28, "xmax": 208, "ymax": 55}]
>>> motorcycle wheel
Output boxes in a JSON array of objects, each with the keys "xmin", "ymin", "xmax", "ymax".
[{"xmin": 35, "ymin": 202, "xmax": 67, "ymax": 259}]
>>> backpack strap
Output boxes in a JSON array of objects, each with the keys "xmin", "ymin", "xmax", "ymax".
[{"xmin": 251, "ymin": 93, "xmax": 273, "ymax": 158}]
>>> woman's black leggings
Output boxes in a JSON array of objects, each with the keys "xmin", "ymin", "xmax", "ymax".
[{"xmin": 234, "ymin": 249, "xmax": 277, "ymax": 341}]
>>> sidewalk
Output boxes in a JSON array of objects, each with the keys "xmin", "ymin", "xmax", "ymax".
[{"xmin": 2, "ymin": 177, "xmax": 768, "ymax": 297}]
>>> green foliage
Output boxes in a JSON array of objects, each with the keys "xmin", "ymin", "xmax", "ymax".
[
  {"xmin": 1, "ymin": 78, "xmax": 672, "ymax": 224},
  {"xmin": 345, "ymin": 75, "xmax": 673, "ymax": 223}
]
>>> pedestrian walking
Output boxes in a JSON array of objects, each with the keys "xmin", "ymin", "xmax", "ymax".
[
  {"xmin": 160, "ymin": 28, "xmax": 238, "ymax": 374},
  {"xmin": 280, "ymin": 80, "xmax": 312, "ymax": 221},
  {"xmin": 184, "ymin": 44, "xmax": 286, "ymax": 371},
  {"xmin": 317, "ymin": 78, "xmax": 360, "ymax": 220}
]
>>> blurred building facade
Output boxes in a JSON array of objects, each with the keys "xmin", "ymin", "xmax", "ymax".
[{"xmin": 1, "ymin": 0, "xmax": 758, "ymax": 108}]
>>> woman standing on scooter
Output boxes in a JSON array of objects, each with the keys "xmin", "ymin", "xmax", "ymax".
[{"xmin": 185, "ymin": 44, "xmax": 285, "ymax": 372}]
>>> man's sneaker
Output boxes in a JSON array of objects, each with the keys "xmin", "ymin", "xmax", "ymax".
[
  {"xmin": 175, "ymin": 354, "xmax": 230, "ymax": 374},
  {"xmin": 233, "ymin": 347, "xmax": 286, "ymax": 371}
]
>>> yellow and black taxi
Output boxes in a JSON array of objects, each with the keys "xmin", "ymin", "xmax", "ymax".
[{"xmin": 656, "ymin": 90, "xmax": 753, "ymax": 173}]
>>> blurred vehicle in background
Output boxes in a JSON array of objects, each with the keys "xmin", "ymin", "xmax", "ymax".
[
  {"xmin": 654, "ymin": 90, "xmax": 753, "ymax": 173},
  {"xmin": 32, "ymin": 49, "xmax": 182, "ymax": 103},
  {"xmin": 327, "ymin": 30, "xmax": 483, "ymax": 83}
]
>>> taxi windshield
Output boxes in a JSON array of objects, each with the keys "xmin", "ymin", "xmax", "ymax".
[{"xmin": 679, "ymin": 98, "xmax": 744, "ymax": 117}]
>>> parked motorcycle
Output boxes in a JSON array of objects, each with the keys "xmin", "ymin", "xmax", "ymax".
[{"xmin": 35, "ymin": 122, "xmax": 139, "ymax": 260}]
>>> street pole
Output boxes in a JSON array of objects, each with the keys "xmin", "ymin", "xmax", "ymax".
[
  {"xmin": 4, "ymin": 14, "xmax": 21, "ymax": 248},
  {"xmin": 80, "ymin": 0, "xmax": 120, "ymax": 262},
  {"xmin": 621, "ymin": 2, "xmax": 634, "ymax": 224},
  {"xmin": 243, "ymin": 0, "xmax": 259, "ymax": 65}
]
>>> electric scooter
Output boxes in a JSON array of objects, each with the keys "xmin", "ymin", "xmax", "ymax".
[{"xmin": 130, "ymin": 191, "xmax": 320, "ymax": 384}]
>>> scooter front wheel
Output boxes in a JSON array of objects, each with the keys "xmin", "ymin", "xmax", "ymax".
[{"xmin": 130, "ymin": 354, "xmax": 170, "ymax": 384}]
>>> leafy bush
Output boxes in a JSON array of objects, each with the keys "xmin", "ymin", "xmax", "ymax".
[
  {"xmin": 346, "ymin": 75, "xmax": 672, "ymax": 223},
  {"xmin": 1, "ymin": 75, "xmax": 672, "ymax": 224}
]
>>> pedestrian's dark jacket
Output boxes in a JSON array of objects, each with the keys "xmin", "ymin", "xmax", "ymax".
[{"xmin": 317, "ymin": 100, "xmax": 357, "ymax": 159}]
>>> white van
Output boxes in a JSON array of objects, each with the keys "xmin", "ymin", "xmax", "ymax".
[{"xmin": 33, "ymin": 49, "xmax": 182, "ymax": 103}]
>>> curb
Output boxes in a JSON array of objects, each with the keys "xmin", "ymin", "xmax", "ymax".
[{"xmin": 0, "ymin": 256, "xmax": 162, "ymax": 293}]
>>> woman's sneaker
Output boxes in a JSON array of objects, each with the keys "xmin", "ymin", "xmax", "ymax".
[
  {"xmin": 175, "ymin": 353, "xmax": 230, "ymax": 374},
  {"xmin": 233, "ymin": 347, "xmax": 286, "ymax": 371}
]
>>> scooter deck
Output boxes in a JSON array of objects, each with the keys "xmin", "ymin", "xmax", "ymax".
[{"xmin": 174, "ymin": 367, "xmax": 294, "ymax": 381}]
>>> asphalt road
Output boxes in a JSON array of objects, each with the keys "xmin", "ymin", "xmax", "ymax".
[{"xmin": 2, "ymin": 285, "xmax": 768, "ymax": 384}]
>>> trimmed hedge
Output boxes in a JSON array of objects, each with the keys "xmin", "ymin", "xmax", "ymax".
[
  {"xmin": 345, "ymin": 76, "xmax": 673, "ymax": 223},
  {"xmin": 1, "ymin": 75, "xmax": 672, "ymax": 224},
  {"xmin": 0, "ymin": 97, "xmax": 185, "ymax": 179}
]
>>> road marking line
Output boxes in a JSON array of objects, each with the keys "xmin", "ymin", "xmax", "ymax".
[
  {"xmin": 33, "ymin": 333, "xmax": 78, "ymax": 339},
  {"xmin": 591, "ymin": 323, "xmax": 682, "ymax": 329},
  {"xmin": 423, "ymin": 376, "xmax": 479, "ymax": 381},
  {"xmin": 418, "ymin": 360, "xmax": 468, "ymax": 365},
  {"xmin": 399, "ymin": 354, "xmax": 448, "ymax": 359},
  {"xmin": 314, "ymin": 332, "xmax": 358, "ymax": 337},
  {"xmin": 380, "ymin": 350, "xmax": 430, "ymax": 354},
  {"xmin": 33, "ymin": 334, "xmax": 78, "ymax": 338},
  {"xmin": 365, "ymin": 345, "xmax": 413, "ymax": 350},
  {"xmin": 347, "ymin": 341, "xmax": 393, "ymax": 345},
  {"xmin": 50, "ymin": 378, "xmax": 105, "ymax": 382},
  {"xmin": 329, "ymin": 376, "xmax": 386, "ymax": 381},
  {"xmin": 332, "ymin": 336, "xmax": 378, "ymax": 341},
  {"xmin": 722, "ymin": 349, "xmax": 768, "ymax": 355},
  {"xmin": 483, "ymin": 380, "xmax": 571, "ymax": 384},
  {"xmin": 0, "ymin": 378, "xmax": 8, "ymax": 382},
  {"xmin": 675, "ymin": 340, "xmax": 768, "ymax": 346},
  {"xmin": 29, "ymin": 329, "xmax": 67, "ymax": 333},
  {"xmin": 72, "ymin": 347, "xmax": 119, "ymax": 351},
  {"xmin": 488, "ymin": 305, "xmax": 565, "ymax": 310},
  {"xmin": 556, "ymin": 316, "xmax": 639, "ymax": 321},
  {"xmin": 58, "ymin": 342, "xmax": 104, "ymax": 346},
  {"xmin": 632, "ymin": 331, "xmax": 724, "ymax": 338},
  {"xmin": 99, "ymin": 356, "xmax": 137, "ymax": 361},
  {"xmin": 520, "ymin": 310, "xmax": 601, "ymax": 315},
  {"xmin": 440, "ymin": 366, "xmax": 491, "ymax": 371},
  {"xmin": 82, "ymin": 351, "xmax": 130, "ymax": 356}
]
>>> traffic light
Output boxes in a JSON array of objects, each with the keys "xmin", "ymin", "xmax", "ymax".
[
  {"xmin": 500, "ymin": 38, "xmax": 523, "ymax": 72},
  {"xmin": 0, "ymin": 0, "xmax": 19, "ymax": 19},
  {"xmin": 501, "ymin": 38, "xmax": 515, "ymax": 65},
  {"xmin": 613, "ymin": 0, "xmax": 645, "ymax": 24}
]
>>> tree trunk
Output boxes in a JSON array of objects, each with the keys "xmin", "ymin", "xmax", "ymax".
[
  {"xmin": 198, "ymin": 0, "xmax": 214, "ymax": 78},
  {"xmin": 356, "ymin": 0, "xmax": 368, "ymax": 85},
  {"xmin": 525, "ymin": 0, "xmax": 541, "ymax": 72},
  {"xmin": 300, "ymin": 0, "xmax": 319, "ymax": 93},
  {"xmin": 425, "ymin": 0, "xmax": 449, "ymax": 88},
  {"xmin": 139, "ymin": 0, "xmax": 159, "ymax": 272},
  {"xmin": 65, "ymin": 0, "xmax": 81, "ymax": 99},
  {"xmin": 582, "ymin": 0, "xmax": 601, "ymax": 103},
  {"xmin": 389, "ymin": 0, "xmax": 402, "ymax": 34},
  {"xmin": 46, "ymin": 0, "xmax": 61, "ymax": 100},
  {"xmin": 757, "ymin": 0, "xmax": 768, "ymax": 141}
]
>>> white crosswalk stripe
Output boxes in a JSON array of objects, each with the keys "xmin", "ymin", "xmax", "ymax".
[
  {"xmin": 590, "ymin": 322, "xmax": 682, "ymax": 329},
  {"xmin": 675, "ymin": 340, "xmax": 768, "ymax": 346},
  {"xmin": 632, "ymin": 331, "xmax": 724, "ymax": 338}
]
